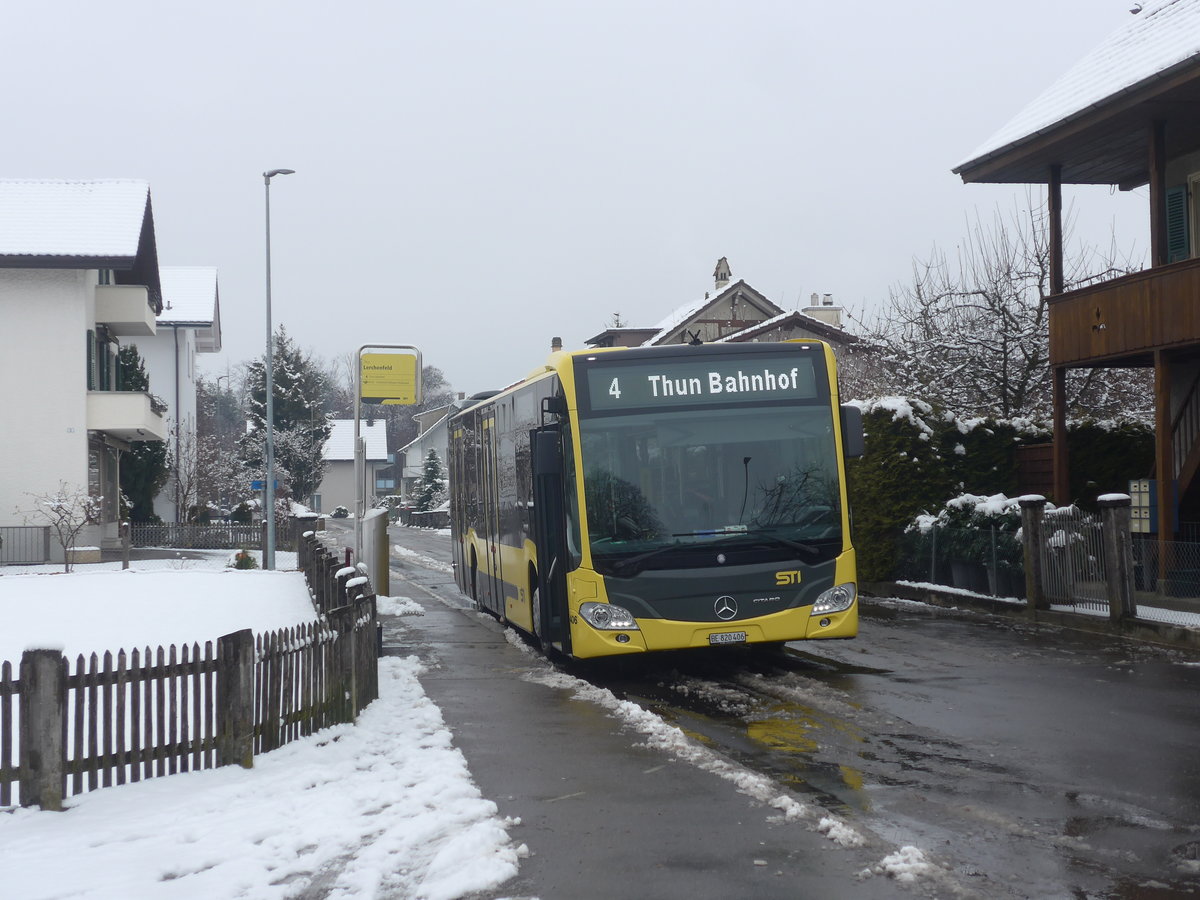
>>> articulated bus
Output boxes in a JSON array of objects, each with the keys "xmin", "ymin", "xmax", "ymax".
[{"xmin": 448, "ymin": 340, "xmax": 864, "ymax": 659}]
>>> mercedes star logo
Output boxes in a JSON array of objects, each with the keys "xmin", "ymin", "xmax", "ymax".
[{"xmin": 714, "ymin": 596, "xmax": 738, "ymax": 621}]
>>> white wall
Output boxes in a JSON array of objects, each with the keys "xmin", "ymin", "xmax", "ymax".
[
  {"xmin": 399, "ymin": 416, "xmax": 450, "ymax": 501},
  {"xmin": 317, "ymin": 460, "xmax": 388, "ymax": 513},
  {"xmin": 129, "ymin": 325, "xmax": 200, "ymax": 521},
  {"xmin": 0, "ymin": 269, "xmax": 92, "ymax": 526}
]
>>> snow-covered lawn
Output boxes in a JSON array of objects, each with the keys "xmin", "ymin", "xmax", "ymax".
[
  {"xmin": 0, "ymin": 563, "xmax": 519, "ymax": 900},
  {"xmin": 0, "ymin": 568, "xmax": 314, "ymax": 665}
]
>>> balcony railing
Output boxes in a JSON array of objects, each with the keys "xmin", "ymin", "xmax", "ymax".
[
  {"xmin": 95, "ymin": 284, "xmax": 156, "ymax": 336},
  {"xmin": 1049, "ymin": 257, "xmax": 1200, "ymax": 367},
  {"xmin": 86, "ymin": 390, "xmax": 166, "ymax": 441}
]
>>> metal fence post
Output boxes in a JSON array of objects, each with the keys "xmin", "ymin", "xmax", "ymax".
[
  {"xmin": 216, "ymin": 629, "xmax": 255, "ymax": 769},
  {"xmin": 18, "ymin": 649, "xmax": 65, "ymax": 810},
  {"xmin": 1099, "ymin": 494, "xmax": 1137, "ymax": 622},
  {"xmin": 120, "ymin": 521, "xmax": 130, "ymax": 570},
  {"xmin": 930, "ymin": 525, "xmax": 938, "ymax": 584},
  {"xmin": 1019, "ymin": 495, "xmax": 1049, "ymax": 613}
]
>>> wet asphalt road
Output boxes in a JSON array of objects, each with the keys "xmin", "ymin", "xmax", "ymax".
[{"xmin": 353, "ymin": 521, "xmax": 1200, "ymax": 898}]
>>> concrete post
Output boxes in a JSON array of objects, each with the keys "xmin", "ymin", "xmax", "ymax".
[
  {"xmin": 19, "ymin": 649, "xmax": 65, "ymax": 810},
  {"xmin": 1019, "ymin": 495, "xmax": 1049, "ymax": 614},
  {"xmin": 363, "ymin": 508, "xmax": 390, "ymax": 597},
  {"xmin": 1099, "ymin": 494, "xmax": 1137, "ymax": 622},
  {"xmin": 120, "ymin": 521, "xmax": 130, "ymax": 571},
  {"xmin": 216, "ymin": 629, "xmax": 255, "ymax": 769}
]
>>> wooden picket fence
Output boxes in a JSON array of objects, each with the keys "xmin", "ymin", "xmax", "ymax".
[{"xmin": 0, "ymin": 533, "xmax": 378, "ymax": 809}]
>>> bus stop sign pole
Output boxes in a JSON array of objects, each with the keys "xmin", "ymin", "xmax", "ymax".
[{"xmin": 354, "ymin": 344, "xmax": 422, "ymax": 564}]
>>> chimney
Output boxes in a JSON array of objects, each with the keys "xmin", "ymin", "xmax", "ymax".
[
  {"xmin": 713, "ymin": 257, "xmax": 731, "ymax": 291},
  {"xmin": 801, "ymin": 292, "xmax": 844, "ymax": 329},
  {"xmin": 551, "ymin": 336, "xmax": 563, "ymax": 352}
]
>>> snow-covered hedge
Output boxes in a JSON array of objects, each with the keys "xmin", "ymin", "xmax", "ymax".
[{"xmin": 847, "ymin": 397, "xmax": 1151, "ymax": 581}]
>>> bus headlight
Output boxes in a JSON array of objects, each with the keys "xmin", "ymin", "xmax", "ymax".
[
  {"xmin": 579, "ymin": 602, "xmax": 639, "ymax": 630},
  {"xmin": 811, "ymin": 583, "xmax": 856, "ymax": 616}
]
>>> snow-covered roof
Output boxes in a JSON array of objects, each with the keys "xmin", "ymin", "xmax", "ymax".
[
  {"xmin": 158, "ymin": 267, "xmax": 217, "ymax": 324},
  {"xmin": 0, "ymin": 179, "xmax": 151, "ymax": 258},
  {"xmin": 642, "ymin": 279, "xmax": 783, "ymax": 346},
  {"xmin": 716, "ymin": 310, "xmax": 858, "ymax": 345},
  {"xmin": 324, "ymin": 419, "xmax": 389, "ymax": 461},
  {"xmin": 958, "ymin": 0, "xmax": 1200, "ymax": 170}
]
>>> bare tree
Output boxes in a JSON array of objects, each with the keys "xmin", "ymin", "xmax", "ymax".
[
  {"xmin": 861, "ymin": 198, "xmax": 1151, "ymax": 420},
  {"xmin": 18, "ymin": 482, "xmax": 103, "ymax": 572}
]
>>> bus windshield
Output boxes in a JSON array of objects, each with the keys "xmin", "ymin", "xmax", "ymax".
[{"xmin": 578, "ymin": 403, "xmax": 843, "ymax": 574}]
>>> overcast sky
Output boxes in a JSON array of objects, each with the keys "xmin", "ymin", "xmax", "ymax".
[{"xmin": 6, "ymin": 0, "xmax": 1149, "ymax": 396}]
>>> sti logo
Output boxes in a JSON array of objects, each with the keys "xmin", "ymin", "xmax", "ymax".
[{"xmin": 775, "ymin": 570, "xmax": 803, "ymax": 586}]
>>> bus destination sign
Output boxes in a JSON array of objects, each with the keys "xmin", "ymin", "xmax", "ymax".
[{"xmin": 585, "ymin": 354, "xmax": 818, "ymax": 412}]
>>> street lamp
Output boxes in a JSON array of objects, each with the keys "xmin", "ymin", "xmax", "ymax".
[{"xmin": 263, "ymin": 167, "xmax": 294, "ymax": 570}]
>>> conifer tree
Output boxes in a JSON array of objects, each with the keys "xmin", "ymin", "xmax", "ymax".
[
  {"xmin": 239, "ymin": 327, "xmax": 332, "ymax": 502},
  {"xmin": 414, "ymin": 449, "xmax": 447, "ymax": 512}
]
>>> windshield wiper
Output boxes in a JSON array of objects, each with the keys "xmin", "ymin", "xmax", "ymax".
[
  {"xmin": 709, "ymin": 529, "xmax": 822, "ymax": 558},
  {"xmin": 605, "ymin": 543, "xmax": 686, "ymax": 578}
]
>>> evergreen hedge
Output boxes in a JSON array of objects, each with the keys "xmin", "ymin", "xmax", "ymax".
[{"xmin": 846, "ymin": 400, "xmax": 1153, "ymax": 581}]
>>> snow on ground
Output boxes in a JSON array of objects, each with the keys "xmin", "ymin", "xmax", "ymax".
[
  {"xmin": 0, "ymin": 560, "xmax": 520, "ymax": 900},
  {"xmin": 391, "ymin": 544, "xmax": 454, "ymax": 574},
  {"xmin": 0, "ymin": 568, "xmax": 313, "ymax": 664}
]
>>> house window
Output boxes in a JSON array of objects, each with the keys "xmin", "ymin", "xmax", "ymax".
[
  {"xmin": 311, "ymin": 493, "xmax": 322, "ymax": 513},
  {"xmin": 1189, "ymin": 173, "xmax": 1200, "ymax": 260}
]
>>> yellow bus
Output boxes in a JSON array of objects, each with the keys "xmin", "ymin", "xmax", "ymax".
[{"xmin": 448, "ymin": 340, "xmax": 863, "ymax": 659}]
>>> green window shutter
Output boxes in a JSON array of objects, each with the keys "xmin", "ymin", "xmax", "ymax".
[
  {"xmin": 1166, "ymin": 184, "xmax": 1189, "ymax": 263},
  {"xmin": 86, "ymin": 330, "xmax": 95, "ymax": 390}
]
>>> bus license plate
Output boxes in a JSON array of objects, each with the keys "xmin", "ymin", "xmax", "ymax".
[{"xmin": 709, "ymin": 631, "xmax": 747, "ymax": 645}]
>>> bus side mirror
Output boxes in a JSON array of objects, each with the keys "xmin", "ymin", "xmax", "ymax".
[
  {"xmin": 840, "ymin": 404, "xmax": 864, "ymax": 458},
  {"xmin": 533, "ymin": 427, "xmax": 562, "ymax": 476},
  {"xmin": 541, "ymin": 396, "xmax": 567, "ymax": 422}
]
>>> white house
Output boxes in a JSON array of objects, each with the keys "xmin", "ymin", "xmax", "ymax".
[
  {"xmin": 127, "ymin": 266, "xmax": 222, "ymax": 523},
  {"xmin": 397, "ymin": 405, "xmax": 452, "ymax": 503},
  {"xmin": 315, "ymin": 419, "xmax": 389, "ymax": 514},
  {"xmin": 0, "ymin": 179, "xmax": 166, "ymax": 561}
]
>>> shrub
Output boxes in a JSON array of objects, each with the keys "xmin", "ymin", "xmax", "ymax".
[{"xmin": 230, "ymin": 549, "xmax": 259, "ymax": 570}]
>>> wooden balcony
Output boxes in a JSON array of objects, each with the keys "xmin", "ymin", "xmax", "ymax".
[{"xmin": 1049, "ymin": 257, "xmax": 1200, "ymax": 368}]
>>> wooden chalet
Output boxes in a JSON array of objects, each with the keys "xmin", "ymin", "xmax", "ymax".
[
  {"xmin": 954, "ymin": 0, "xmax": 1200, "ymax": 540},
  {"xmin": 584, "ymin": 257, "xmax": 860, "ymax": 352}
]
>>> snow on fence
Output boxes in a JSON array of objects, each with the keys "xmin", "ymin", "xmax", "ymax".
[{"xmin": 0, "ymin": 536, "xmax": 378, "ymax": 810}]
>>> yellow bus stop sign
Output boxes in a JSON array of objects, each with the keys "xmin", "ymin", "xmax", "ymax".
[{"xmin": 360, "ymin": 351, "xmax": 421, "ymax": 405}]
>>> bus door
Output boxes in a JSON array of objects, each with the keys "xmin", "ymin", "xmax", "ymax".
[
  {"xmin": 531, "ymin": 423, "xmax": 571, "ymax": 654},
  {"xmin": 481, "ymin": 413, "xmax": 503, "ymax": 616}
]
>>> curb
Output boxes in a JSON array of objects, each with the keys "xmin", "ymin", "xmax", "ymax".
[{"xmin": 861, "ymin": 580, "xmax": 1200, "ymax": 655}]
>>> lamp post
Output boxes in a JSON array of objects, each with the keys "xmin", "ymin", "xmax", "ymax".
[{"xmin": 263, "ymin": 167, "xmax": 294, "ymax": 570}]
